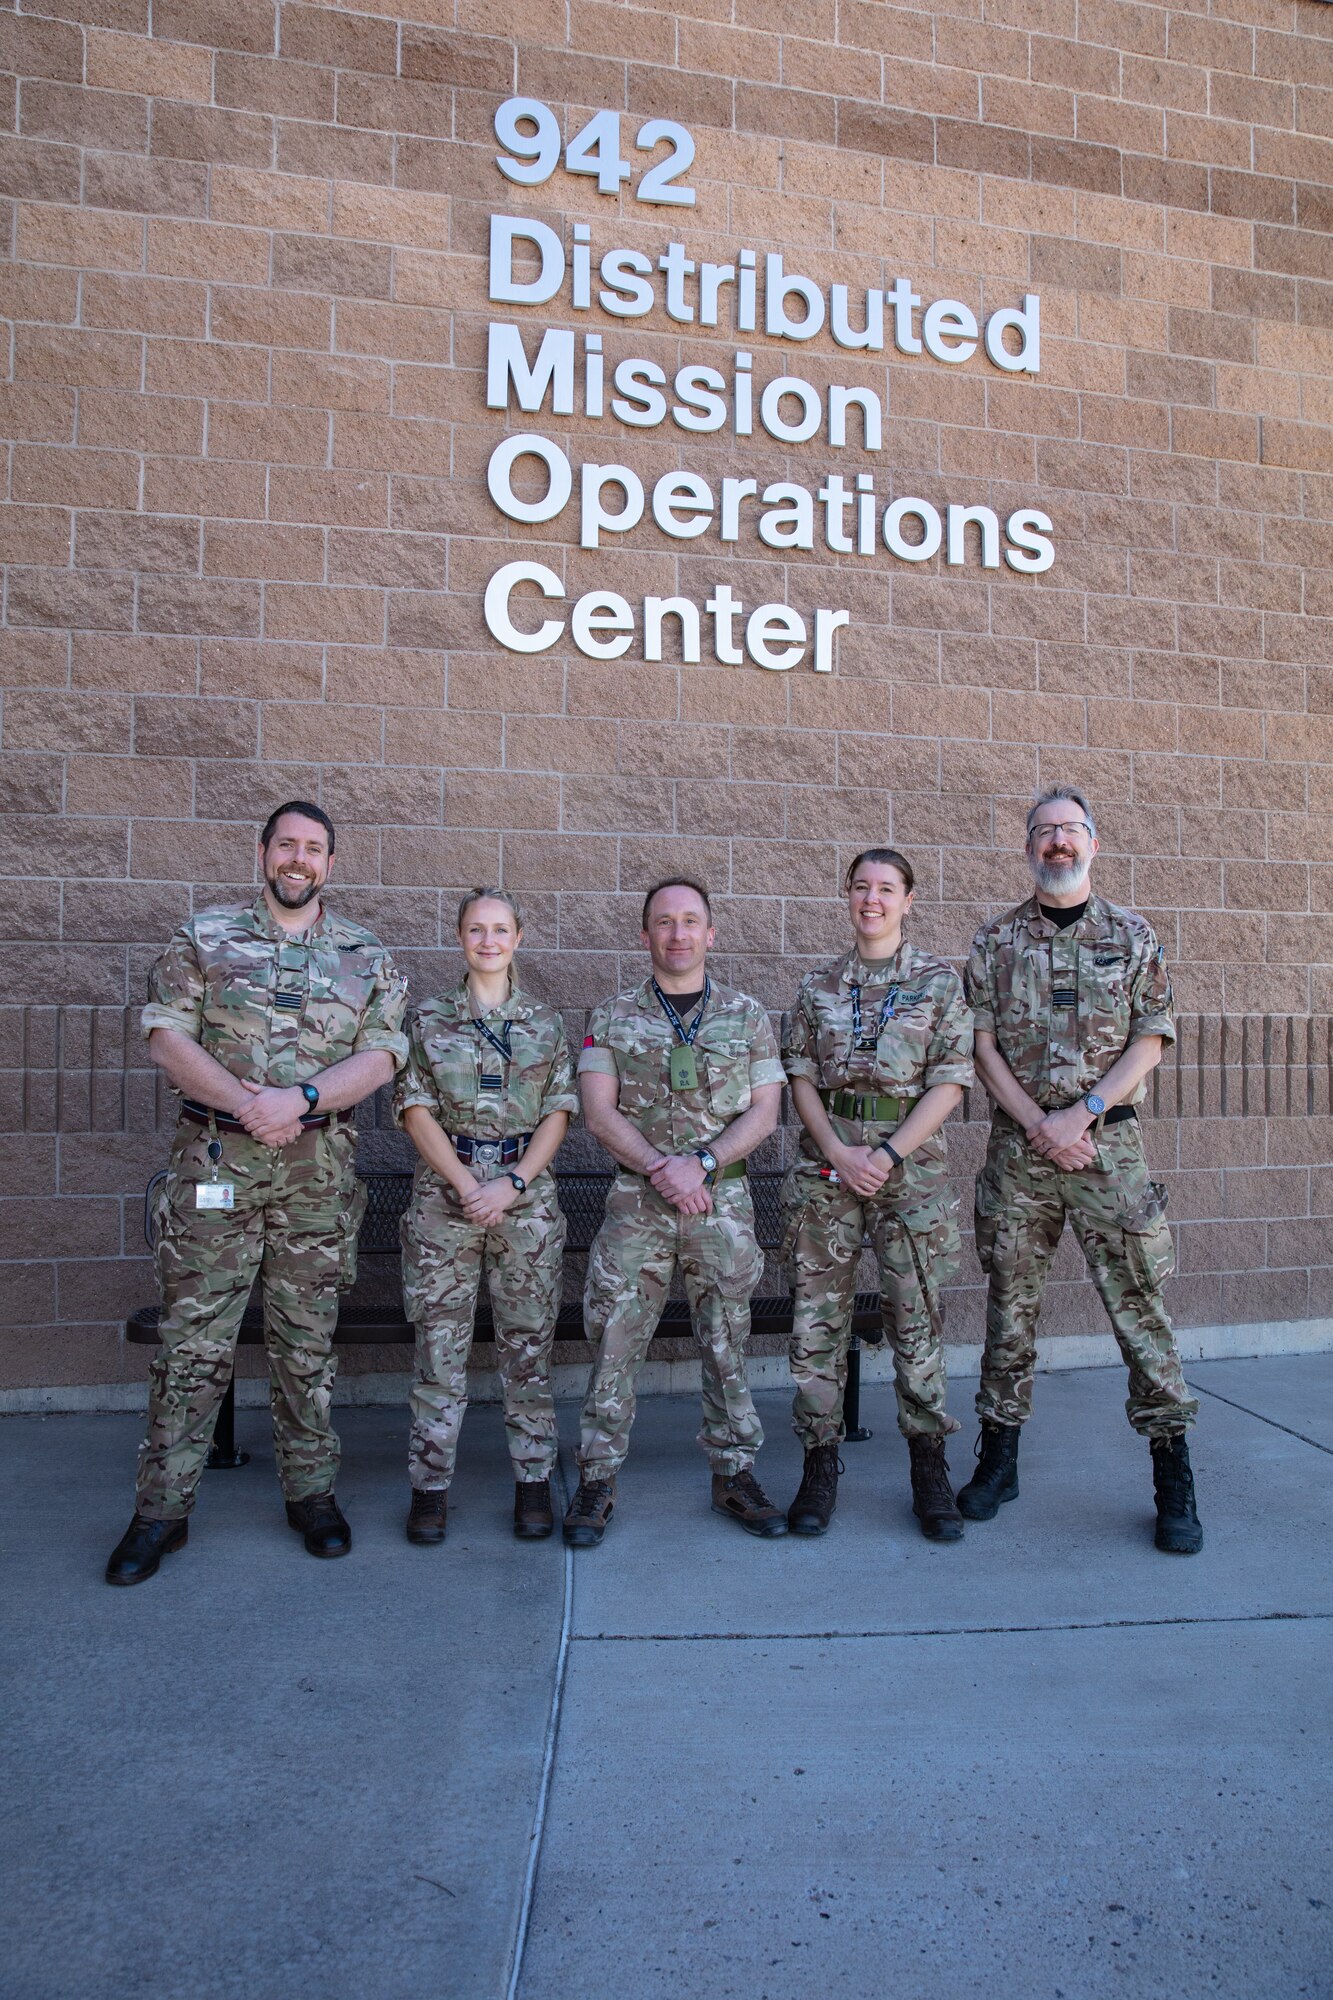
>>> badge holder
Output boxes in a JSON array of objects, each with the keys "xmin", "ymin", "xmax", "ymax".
[
  {"xmin": 669, "ymin": 1044, "xmax": 698, "ymax": 1092},
  {"xmin": 196, "ymin": 1130, "xmax": 235, "ymax": 1212}
]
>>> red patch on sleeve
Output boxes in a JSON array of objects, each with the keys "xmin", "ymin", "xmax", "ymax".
[{"xmin": 583, "ymin": 1034, "xmax": 596, "ymax": 1048}]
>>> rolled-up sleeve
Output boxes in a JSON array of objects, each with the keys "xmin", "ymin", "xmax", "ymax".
[
  {"xmin": 1128, "ymin": 933, "xmax": 1176, "ymax": 1047},
  {"xmin": 353, "ymin": 954, "xmax": 410, "ymax": 1071},
  {"xmin": 540, "ymin": 1017, "xmax": 581, "ymax": 1118},
  {"xmin": 963, "ymin": 930, "xmax": 997, "ymax": 1036},
  {"xmin": 392, "ymin": 1010, "xmax": 437, "ymax": 1126},
  {"xmin": 748, "ymin": 1005, "xmax": 786, "ymax": 1088},
  {"xmin": 577, "ymin": 1002, "xmax": 619, "ymax": 1078},
  {"xmin": 781, "ymin": 987, "xmax": 820, "ymax": 1084},
  {"xmin": 141, "ymin": 924, "xmax": 205, "ymax": 1042},
  {"xmin": 922, "ymin": 973, "xmax": 976, "ymax": 1089}
]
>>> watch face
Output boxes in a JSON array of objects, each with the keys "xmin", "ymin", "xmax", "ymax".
[{"xmin": 1086, "ymin": 1095, "xmax": 1105, "ymax": 1115}]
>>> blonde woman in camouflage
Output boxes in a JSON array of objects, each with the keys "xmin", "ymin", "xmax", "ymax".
[
  {"xmin": 396, "ymin": 890, "xmax": 578, "ymax": 1545},
  {"xmin": 781, "ymin": 848, "xmax": 975, "ymax": 1542}
]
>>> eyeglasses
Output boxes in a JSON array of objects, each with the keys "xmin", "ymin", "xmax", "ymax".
[{"xmin": 1027, "ymin": 820, "xmax": 1092, "ymax": 843}]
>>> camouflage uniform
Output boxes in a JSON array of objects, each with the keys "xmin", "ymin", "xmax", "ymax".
[
  {"xmin": 965, "ymin": 892, "xmax": 1198, "ymax": 1439},
  {"xmin": 136, "ymin": 896, "xmax": 408, "ymax": 1519},
  {"xmin": 782, "ymin": 945, "xmax": 974, "ymax": 1443},
  {"xmin": 577, "ymin": 979, "xmax": 785, "ymax": 1478},
  {"xmin": 395, "ymin": 980, "xmax": 578, "ymax": 1490}
]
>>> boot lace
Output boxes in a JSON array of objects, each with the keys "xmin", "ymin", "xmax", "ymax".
[
  {"xmin": 912, "ymin": 1439, "xmax": 956, "ymax": 1511},
  {"xmin": 798, "ymin": 1446, "xmax": 844, "ymax": 1509},
  {"xmin": 569, "ymin": 1479, "xmax": 610, "ymax": 1518},
  {"xmin": 724, "ymin": 1469, "xmax": 772, "ymax": 1510},
  {"xmin": 1153, "ymin": 1444, "xmax": 1194, "ymax": 1514}
]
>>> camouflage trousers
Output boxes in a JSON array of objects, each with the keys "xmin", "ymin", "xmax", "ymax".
[
  {"xmin": 137, "ymin": 1120, "xmax": 364, "ymax": 1520},
  {"xmin": 578, "ymin": 1174, "xmax": 765, "ymax": 1479},
  {"xmin": 782, "ymin": 1134, "xmax": 962, "ymax": 1445},
  {"xmin": 973, "ymin": 1116, "xmax": 1198, "ymax": 1439},
  {"xmin": 401, "ymin": 1173, "xmax": 566, "ymax": 1489}
]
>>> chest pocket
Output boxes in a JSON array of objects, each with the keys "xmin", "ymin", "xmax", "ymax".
[
  {"xmin": 613, "ymin": 1027, "xmax": 668, "ymax": 1115},
  {"xmin": 696, "ymin": 1019, "xmax": 753, "ymax": 1119},
  {"xmin": 303, "ymin": 954, "xmax": 378, "ymax": 1062},
  {"xmin": 505, "ymin": 1024, "xmax": 552, "ymax": 1125},
  {"xmin": 1080, "ymin": 949, "xmax": 1133, "ymax": 1047},
  {"xmin": 424, "ymin": 1033, "xmax": 479, "ymax": 1123}
]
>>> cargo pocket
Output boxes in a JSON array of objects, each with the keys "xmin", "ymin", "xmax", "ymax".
[
  {"xmin": 902, "ymin": 1188, "xmax": 962, "ymax": 1291},
  {"xmin": 1121, "ymin": 1179, "xmax": 1174, "ymax": 1293},
  {"xmin": 973, "ymin": 1169, "xmax": 1002, "ymax": 1276},
  {"xmin": 338, "ymin": 1175, "xmax": 368, "ymax": 1292}
]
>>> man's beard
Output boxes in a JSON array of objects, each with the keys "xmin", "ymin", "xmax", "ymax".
[
  {"xmin": 1032, "ymin": 856, "xmax": 1090, "ymax": 898},
  {"xmin": 266, "ymin": 869, "xmax": 321, "ymax": 910}
]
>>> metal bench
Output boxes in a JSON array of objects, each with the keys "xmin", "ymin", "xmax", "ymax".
[{"xmin": 126, "ymin": 1167, "xmax": 883, "ymax": 1466}]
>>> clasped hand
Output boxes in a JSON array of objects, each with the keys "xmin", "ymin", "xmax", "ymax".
[
  {"xmin": 459, "ymin": 1174, "xmax": 519, "ymax": 1228},
  {"xmin": 1026, "ymin": 1105, "xmax": 1098, "ymax": 1171},
  {"xmin": 649, "ymin": 1153, "xmax": 713, "ymax": 1216},
  {"xmin": 236, "ymin": 1079, "xmax": 306, "ymax": 1147},
  {"xmin": 832, "ymin": 1141, "xmax": 898, "ymax": 1199}
]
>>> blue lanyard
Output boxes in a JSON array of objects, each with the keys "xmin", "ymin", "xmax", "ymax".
[
  {"xmin": 470, "ymin": 1016, "xmax": 512, "ymax": 1067},
  {"xmin": 850, "ymin": 983, "xmax": 899, "ymax": 1050},
  {"xmin": 652, "ymin": 976, "xmax": 710, "ymax": 1045}
]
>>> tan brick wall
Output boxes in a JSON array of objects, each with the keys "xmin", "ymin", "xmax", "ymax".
[{"xmin": 1, "ymin": 0, "xmax": 1330, "ymax": 1389}]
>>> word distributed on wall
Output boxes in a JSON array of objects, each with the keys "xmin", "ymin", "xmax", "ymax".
[{"xmin": 478, "ymin": 101, "xmax": 1056, "ymax": 675}]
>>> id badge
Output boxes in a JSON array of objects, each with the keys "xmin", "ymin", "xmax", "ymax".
[
  {"xmin": 196, "ymin": 1181, "xmax": 235, "ymax": 1211},
  {"xmin": 669, "ymin": 1044, "xmax": 699, "ymax": 1091}
]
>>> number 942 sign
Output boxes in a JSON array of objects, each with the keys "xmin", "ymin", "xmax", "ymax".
[{"xmin": 495, "ymin": 97, "xmax": 695, "ymax": 207}]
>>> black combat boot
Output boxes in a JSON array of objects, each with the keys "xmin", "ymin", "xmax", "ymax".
[
  {"xmin": 286, "ymin": 1491, "xmax": 352, "ymax": 1558},
  {"xmin": 787, "ymin": 1443, "xmax": 843, "ymax": 1536},
  {"xmin": 514, "ymin": 1479, "xmax": 554, "ymax": 1540},
  {"xmin": 105, "ymin": 1513, "xmax": 188, "ymax": 1586},
  {"xmin": 957, "ymin": 1421, "xmax": 1021, "ymax": 1521},
  {"xmin": 406, "ymin": 1487, "xmax": 448, "ymax": 1545},
  {"xmin": 908, "ymin": 1434, "xmax": 964, "ymax": 1542},
  {"xmin": 1151, "ymin": 1434, "xmax": 1203, "ymax": 1554}
]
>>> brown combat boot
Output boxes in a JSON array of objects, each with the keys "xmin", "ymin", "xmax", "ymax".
[
  {"xmin": 787, "ymin": 1443, "xmax": 843, "ymax": 1536},
  {"xmin": 563, "ymin": 1475, "xmax": 616, "ymax": 1548},
  {"xmin": 711, "ymin": 1467, "xmax": 788, "ymax": 1538},
  {"xmin": 405, "ymin": 1487, "xmax": 447, "ymax": 1546},
  {"xmin": 907, "ymin": 1435, "xmax": 964, "ymax": 1543},
  {"xmin": 514, "ymin": 1478, "xmax": 554, "ymax": 1540}
]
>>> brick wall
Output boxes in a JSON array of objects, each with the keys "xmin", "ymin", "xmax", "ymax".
[{"xmin": 1, "ymin": 0, "xmax": 1330, "ymax": 1391}]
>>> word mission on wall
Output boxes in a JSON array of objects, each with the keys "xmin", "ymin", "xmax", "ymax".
[{"xmin": 478, "ymin": 101, "xmax": 1054, "ymax": 676}]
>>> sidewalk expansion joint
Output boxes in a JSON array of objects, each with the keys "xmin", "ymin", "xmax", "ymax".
[
  {"xmin": 571, "ymin": 1611, "xmax": 1332, "ymax": 1644},
  {"xmin": 1186, "ymin": 1377, "xmax": 1333, "ymax": 1456}
]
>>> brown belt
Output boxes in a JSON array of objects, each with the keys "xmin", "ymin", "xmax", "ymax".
[{"xmin": 181, "ymin": 1099, "xmax": 330, "ymax": 1134}]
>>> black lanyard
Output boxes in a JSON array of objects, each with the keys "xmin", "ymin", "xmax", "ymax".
[
  {"xmin": 850, "ymin": 983, "xmax": 899, "ymax": 1051},
  {"xmin": 652, "ymin": 976, "xmax": 710, "ymax": 1045},
  {"xmin": 470, "ymin": 1016, "xmax": 513, "ymax": 1067}
]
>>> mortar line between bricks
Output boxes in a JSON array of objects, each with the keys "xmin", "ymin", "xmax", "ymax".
[
  {"xmin": 568, "ymin": 1612, "xmax": 1333, "ymax": 1645},
  {"xmin": 1185, "ymin": 1378, "xmax": 1333, "ymax": 1457}
]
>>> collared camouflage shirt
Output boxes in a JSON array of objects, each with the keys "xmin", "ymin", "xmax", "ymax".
[
  {"xmin": 783, "ymin": 942, "xmax": 975, "ymax": 1102},
  {"xmin": 578, "ymin": 974, "xmax": 785, "ymax": 1155},
  {"xmin": 964, "ymin": 890, "xmax": 1175, "ymax": 1111},
  {"xmin": 141, "ymin": 893, "xmax": 409, "ymax": 1085},
  {"xmin": 394, "ymin": 977, "xmax": 578, "ymax": 1140}
]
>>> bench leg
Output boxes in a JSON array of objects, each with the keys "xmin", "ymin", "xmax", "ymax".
[
  {"xmin": 206, "ymin": 1375, "xmax": 251, "ymax": 1470},
  {"xmin": 843, "ymin": 1337, "xmax": 872, "ymax": 1442}
]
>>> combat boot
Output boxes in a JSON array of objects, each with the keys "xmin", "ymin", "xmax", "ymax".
[
  {"xmin": 563, "ymin": 1475, "xmax": 615, "ymax": 1548},
  {"xmin": 406, "ymin": 1487, "xmax": 447, "ymax": 1545},
  {"xmin": 957, "ymin": 1421, "xmax": 1020, "ymax": 1520},
  {"xmin": 908, "ymin": 1434, "xmax": 964, "ymax": 1543},
  {"xmin": 286, "ymin": 1491, "xmax": 351, "ymax": 1558},
  {"xmin": 711, "ymin": 1468, "xmax": 788, "ymax": 1538},
  {"xmin": 105, "ymin": 1513, "xmax": 188, "ymax": 1586},
  {"xmin": 787, "ymin": 1443, "xmax": 843, "ymax": 1536},
  {"xmin": 514, "ymin": 1479, "xmax": 554, "ymax": 1540},
  {"xmin": 1151, "ymin": 1434, "xmax": 1203, "ymax": 1555}
]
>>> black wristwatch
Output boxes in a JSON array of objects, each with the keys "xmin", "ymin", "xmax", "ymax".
[
  {"xmin": 695, "ymin": 1147, "xmax": 719, "ymax": 1181},
  {"xmin": 877, "ymin": 1139, "xmax": 903, "ymax": 1168},
  {"xmin": 507, "ymin": 1171, "xmax": 527, "ymax": 1193},
  {"xmin": 300, "ymin": 1082, "xmax": 320, "ymax": 1112}
]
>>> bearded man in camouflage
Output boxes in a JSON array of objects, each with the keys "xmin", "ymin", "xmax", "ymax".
[
  {"xmin": 106, "ymin": 801, "xmax": 408, "ymax": 1585},
  {"xmin": 565, "ymin": 878, "xmax": 787, "ymax": 1547},
  {"xmin": 960, "ymin": 785, "xmax": 1202, "ymax": 1554}
]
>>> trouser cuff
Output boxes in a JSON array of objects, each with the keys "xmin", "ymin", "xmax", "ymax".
[{"xmin": 709, "ymin": 1451, "xmax": 755, "ymax": 1477}]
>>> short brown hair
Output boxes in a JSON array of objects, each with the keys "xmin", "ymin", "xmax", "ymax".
[
  {"xmin": 843, "ymin": 847, "xmax": 915, "ymax": 895},
  {"xmin": 641, "ymin": 876, "xmax": 712, "ymax": 929}
]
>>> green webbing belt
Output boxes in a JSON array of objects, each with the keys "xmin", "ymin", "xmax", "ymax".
[{"xmin": 819, "ymin": 1087, "xmax": 907, "ymax": 1123}]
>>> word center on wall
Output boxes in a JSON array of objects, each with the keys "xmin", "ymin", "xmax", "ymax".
[{"xmin": 477, "ymin": 98, "xmax": 1055, "ymax": 675}]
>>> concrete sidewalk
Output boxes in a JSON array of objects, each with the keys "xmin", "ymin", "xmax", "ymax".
[{"xmin": 3, "ymin": 1356, "xmax": 1330, "ymax": 2000}]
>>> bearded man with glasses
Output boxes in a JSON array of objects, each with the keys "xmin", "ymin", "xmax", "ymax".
[{"xmin": 959, "ymin": 786, "xmax": 1202, "ymax": 1555}]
